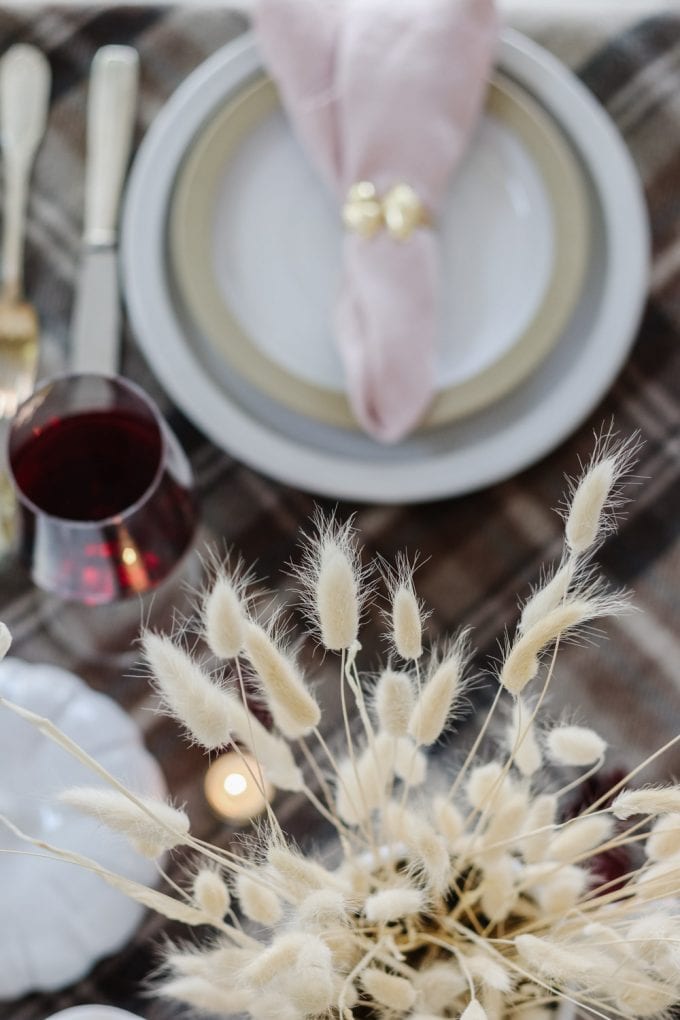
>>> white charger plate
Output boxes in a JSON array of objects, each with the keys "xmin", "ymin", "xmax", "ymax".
[
  {"xmin": 168, "ymin": 72, "xmax": 588, "ymax": 430},
  {"xmin": 121, "ymin": 29, "xmax": 649, "ymax": 503}
]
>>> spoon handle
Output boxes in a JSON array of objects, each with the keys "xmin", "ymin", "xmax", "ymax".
[{"xmin": 0, "ymin": 45, "xmax": 51, "ymax": 299}]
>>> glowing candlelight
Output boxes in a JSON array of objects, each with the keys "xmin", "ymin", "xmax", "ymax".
[{"xmin": 204, "ymin": 751, "xmax": 272, "ymax": 822}]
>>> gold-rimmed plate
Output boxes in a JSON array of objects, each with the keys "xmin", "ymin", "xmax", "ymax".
[
  {"xmin": 167, "ymin": 72, "xmax": 588, "ymax": 430},
  {"xmin": 121, "ymin": 31, "xmax": 649, "ymax": 503}
]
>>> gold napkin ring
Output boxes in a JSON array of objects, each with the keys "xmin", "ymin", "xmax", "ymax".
[{"xmin": 342, "ymin": 181, "xmax": 431, "ymax": 240}]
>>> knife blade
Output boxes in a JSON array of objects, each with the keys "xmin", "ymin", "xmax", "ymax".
[{"xmin": 71, "ymin": 45, "xmax": 139, "ymax": 375}]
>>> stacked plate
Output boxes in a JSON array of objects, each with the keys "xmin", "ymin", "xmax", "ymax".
[{"xmin": 121, "ymin": 30, "xmax": 649, "ymax": 504}]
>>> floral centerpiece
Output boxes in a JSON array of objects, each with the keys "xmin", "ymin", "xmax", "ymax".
[{"xmin": 1, "ymin": 433, "xmax": 679, "ymax": 1020}]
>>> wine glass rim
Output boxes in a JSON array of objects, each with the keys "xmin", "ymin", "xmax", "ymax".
[{"xmin": 7, "ymin": 372, "xmax": 176, "ymax": 528}]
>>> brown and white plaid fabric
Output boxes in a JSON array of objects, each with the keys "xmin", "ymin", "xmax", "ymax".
[{"xmin": 1, "ymin": 5, "xmax": 680, "ymax": 1018}]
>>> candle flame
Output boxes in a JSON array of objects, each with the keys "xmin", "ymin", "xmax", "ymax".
[{"xmin": 224, "ymin": 772, "xmax": 248, "ymax": 797}]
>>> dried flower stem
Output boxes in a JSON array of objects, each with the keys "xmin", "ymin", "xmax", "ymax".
[
  {"xmin": 551, "ymin": 755, "xmax": 607, "ymax": 800},
  {"xmin": 447, "ymin": 685, "xmax": 503, "ymax": 800},
  {"xmin": 460, "ymin": 642, "xmax": 561, "ymax": 878},
  {"xmin": 296, "ymin": 734, "xmax": 355, "ymax": 842},
  {"xmin": 581, "ymin": 732, "xmax": 680, "ymax": 818},
  {"xmin": 0, "ymin": 814, "xmax": 253, "ymax": 943},
  {"xmin": 233, "ymin": 656, "xmax": 284, "ymax": 839}
]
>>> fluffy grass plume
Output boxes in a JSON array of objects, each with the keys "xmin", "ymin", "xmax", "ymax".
[{"xmin": 4, "ymin": 429, "xmax": 680, "ymax": 1020}]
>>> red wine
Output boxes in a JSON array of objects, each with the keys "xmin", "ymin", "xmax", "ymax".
[
  {"xmin": 13, "ymin": 409, "xmax": 162, "ymax": 521},
  {"xmin": 11, "ymin": 408, "xmax": 197, "ymax": 604}
]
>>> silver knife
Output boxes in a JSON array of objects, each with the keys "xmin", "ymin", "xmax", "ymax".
[{"xmin": 71, "ymin": 45, "xmax": 139, "ymax": 375}]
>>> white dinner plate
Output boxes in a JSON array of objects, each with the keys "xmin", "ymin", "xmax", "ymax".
[
  {"xmin": 168, "ymin": 72, "xmax": 588, "ymax": 430},
  {"xmin": 121, "ymin": 30, "xmax": 649, "ymax": 504}
]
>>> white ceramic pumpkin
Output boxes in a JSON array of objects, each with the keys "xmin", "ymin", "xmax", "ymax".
[{"xmin": 0, "ymin": 657, "xmax": 167, "ymax": 999}]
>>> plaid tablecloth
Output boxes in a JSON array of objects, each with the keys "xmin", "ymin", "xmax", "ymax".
[{"xmin": 1, "ymin": 4, "xmax": 680, "ymax": 1018}]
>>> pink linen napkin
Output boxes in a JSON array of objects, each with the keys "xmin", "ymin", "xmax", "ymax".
[{"xmin": 255, "ymin": 0, "xmax": 498, "ymax": 443}]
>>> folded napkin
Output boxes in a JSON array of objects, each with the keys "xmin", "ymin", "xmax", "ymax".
[{"xmin": 255, "ymin": 0, "xmax": 498, "ymax": 443}]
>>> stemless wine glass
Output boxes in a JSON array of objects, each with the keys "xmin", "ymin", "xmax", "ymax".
[{"xmin": 7, "ymin": 374, "xmax": 197, "ymax": 608}]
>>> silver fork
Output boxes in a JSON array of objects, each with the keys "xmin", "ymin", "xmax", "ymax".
[{"xmin": 0, "ymin": 45, "xmax": 51, "ymax": 549}]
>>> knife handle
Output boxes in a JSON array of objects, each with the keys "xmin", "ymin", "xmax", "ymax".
[{"xmin": 83, "ymin": 45, "xmax": 139, "ymax": 247}]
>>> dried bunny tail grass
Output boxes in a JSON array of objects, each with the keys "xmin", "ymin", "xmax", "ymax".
[
  {"xmin": 381, "ymin": 551, "xmax": 429, "ymax": 660},
  {"xmin": 406, "ymin": 816, "xmax": 451, "ymax": 894},
  {"xmin": 250, "ymin": 995, "xmax": 301, "ymax": 1020},
  {"xmin": 240, "ymin": 933, "xmax": 307, "ymax": 987},
  {"xmin": 243, "ymin": 619, "xmax": 320, "ymax": 738},
  {"xmin": 480, "ymin": 853, "xmax": 517, "ymax": 921},
  {"xmin": 391, "ymin": 735, "xmax": 428, "ymax": 786},
  {"xmin": 0, "ymin": 621, "xmax": 11, "ymax": 659},
  {"xmin": 383, "ymin": 800, "xmax": 422, "ymax": 847},
  {"xmin": 297, "ymin": 889, "xmax": 347, "ymax": 927},
  {"xmin": 646, "ymin": 813, "xmax": 680, "ymax": 860},
  {"xmin": 280, "ymin": 939, "xmax": 335, "ymax": 1014},
  {"xmin": 432, "ymin": 795, "xmax": 464, "ymax": 845},
  {"xmin": 519, "ymin": 794, "xmax": 557, "ymax": 863},
  {"xmin": 515, "ymin": 934, "xmax": 614, "ymax": 984},
  {"xmin": 636, "ymin": 856, "xmax": 680, "ymax": 899},
  {"xmin": 143, "ymin": 632, "xmax": 302, "ymax": 790},
  {"xmin": 242, "ymin": 933, "xmax": 333, "ymax": 1008},
  {"xmin": 627, "ymin": 915, "xmax": 680, "ymax": 965},
  {"xmin": 0, "ymin": 813, "xmax": 248, "ymax": 938},
  {"xmin": 546, "ymin": 725, "xmax": 607, "ymax": 767},
  {"xmin": 203, "ymin": 568, "xmax": 248, "ymax": 660},
  {"xmin": 507, "ymin": 698, "xmax": 542, "ymax": 777},
  {"xmin": 335, "ymin": 743, "xmax": 392, "ymax": 824},
  {"xmin": 613, "ymin": 785, "xmax": 680, "ymax": 819},
  {"xmin": 165, "ymin": 942, "xmax": 255, "ymax": 980},
  {"xmin": 374, "ymin": 668, "xmax": 415, "ymax": 737},
  {"xmin": 518, "ymin": 561, "xmax": 575, "ymax": 635},
  {"xmin": 159, "ymin": 976, "xmax": 254, "ymax": 1015},
  {"xmin": 373, "ymin": 730, "xmax": 427, "ymax": 787},
  {"xmin": 466, "ymin": 953, "xmax": 513, "ymax": 993},
  {"xmin": 547, "ymin": 815, "xmax": 612, "ymax": 862},
  {"xmin": 482, "ymin": 788, "xmax": 530, "ymax": 848},
  {"xmin": 237, "ymin": 712, "xmax": 303, "ymax": 793},
  {"xmin": 414, "ymin": 961, "xmax": 468, "ymax": 1012},
  {"xmin": 292, "ymin": 511, "xmax": 366, "ymax": 651},
  {"xmin": 267, "ymin": 843, "xmax": 342, "ymax": 902},
  {"xmin": 142, "ymin": 631, "xmax": 237, "ymax": 749},
  {"xmin": 580, "ymin": 922, "xmax": 632, "ymax": 963},
  {"xmin": 533, "ymin": 865, "xmax": 588, "ymax": 915},
  {"xmin": 466, "ymin": 761, "xmax": 507, "ymax": 812},
  {"xmin": 236, "ymin": 870, "xmax": 283, "ymax": 926},
  {"xmin": 409, "ymin": 631, "xmax": 469, "ymax": 746},
  {"xmin": 614, "ymin": 980, "xmax": 679, "ymax": 1018},
  {"xmin": 192, "ymin": 867, "xmax": 231, "ymax": 920},
  {"xmin": 562, "ymin": 429, "xmax": 640, "ymax": 557},
  {"xmin": 59, "ymin": 787, "xmax": 190, "ymax": 858},
  {"xmin": 499, "ymin": 598, "xmax": 603, "ymax": 696},
  {"xmin": 392, "ymin": 583, "xmax": 424, "ymax": 660},
  {"xmin": 364, "ymin": 886, "xmax": 426, "ymax": 922},
  {"xmin": 361, "ymin": 968, "xmax": 417, "ymax": 1011}
]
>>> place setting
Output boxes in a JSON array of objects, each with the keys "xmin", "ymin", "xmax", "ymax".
[
  {"xmin": 122, "ymin": 5, "xmax": 648, "ymax": 502},
  {"xmin": 2, "ymin": 2, "xmax": 678, "ymax": 1020}
]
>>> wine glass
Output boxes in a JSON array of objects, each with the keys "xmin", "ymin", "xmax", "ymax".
[
  {"xmin": 6, "ymin": 375, "xmax": 199, "ymax": 657},
  {"xmin": 8, "ymin": 373, "xmax": 197, "ymax": 603}
]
